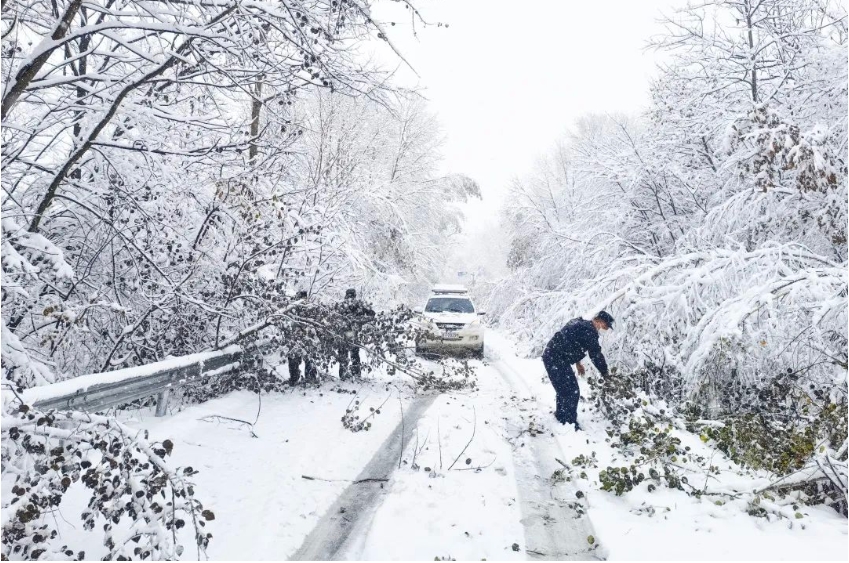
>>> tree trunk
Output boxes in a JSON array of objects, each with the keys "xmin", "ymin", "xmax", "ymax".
[
  {"xmin": 249, "ymin": 79, "xmax": 263, "ymax": 163},
  {"xmin": 745, "ymin": 1, "xmax": 759, "ymax": 103},
  {"xmin": 2, "ymin": 0, "xmax": 84, "ymax": 118}
]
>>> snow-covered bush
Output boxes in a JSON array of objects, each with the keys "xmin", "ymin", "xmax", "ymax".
[
  {"xmin": 583, "ymin": 372, "xmax": 692, "ymax": 496},
  {"xmin": 576, "ymin": 367, "xmax": 847, "ymax": 516},
  {"xmin": 1, "ymin": 397, "xmax": 210, "ymax": 560}
]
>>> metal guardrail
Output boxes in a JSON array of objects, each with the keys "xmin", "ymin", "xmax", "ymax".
[{"xmin": 28, "ymin": 344, "xmax": 267, "ymax": 417}]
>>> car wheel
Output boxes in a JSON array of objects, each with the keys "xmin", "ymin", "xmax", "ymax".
[{"xmin": 474, "ymin": 345, "xmax": 484, "ymax": 360}]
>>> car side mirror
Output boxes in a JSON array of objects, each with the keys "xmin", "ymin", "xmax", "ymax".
[
  {"xmin": 478, "ymin": 311, "xmax": 486, "ymax": 316},
  {"xmin": 413, "ymin": 306, "xmax": 424, "ymax": 314}
]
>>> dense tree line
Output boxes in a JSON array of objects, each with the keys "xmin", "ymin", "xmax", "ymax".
[
  {"xmin": 490, "ymin": 0, "xmax": 847, "ymax": 511},
  {"xmin": 1, "ymin": 0, "xmax": 475, "ymax": 558},
  {"xmin": 1, "ymin": 0, "xmax": 476, "ymax": 387}
]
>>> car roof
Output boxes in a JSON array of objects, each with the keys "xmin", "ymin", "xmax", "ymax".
[{"xmin": 430, "ymin": 284, "xmax": 469, "ymax": 295}]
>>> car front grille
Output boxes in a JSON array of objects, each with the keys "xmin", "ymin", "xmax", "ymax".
[{"xmin": 435, "ymin": 323, "xmax": 465, "ymax": 330}]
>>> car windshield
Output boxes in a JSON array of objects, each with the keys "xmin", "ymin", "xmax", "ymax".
[{"xmin": 425, "ymin": 297, "xmax": 475, "ymax": 314}]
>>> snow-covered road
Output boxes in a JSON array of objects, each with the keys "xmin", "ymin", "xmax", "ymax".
[
  {"xmin": 60, "ymin": 332, "xmax": 601, "ymax": 560},
  {"xmin": 489, "ymin": 355, "xmax": 601, "ymax": 560},
  {"xmin": 51, "ymin": 331, "xmax": 847, "ymax": 561},
  {"xmin": 335, "ymin": 334, "xmax": 601, "ymax": 561},
  {"xmin": 291, "ymin": 396, "xmax": 437, "ymax": 560}
]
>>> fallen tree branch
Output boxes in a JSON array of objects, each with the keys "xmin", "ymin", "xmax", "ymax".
[
  {"xmin": 199, "ymin": 415, "xmax": 258, "ymax": 438},
  {"xmin": 438, "ymin": 415, "xmax": 443, "ymax": 470},
  {"xmin": 448, "ymin": 405, "xmax": 476, "ymax": 471},
  {"xmin": 454, "ymin": 455, "xmax": 497, "ymax": 472},
  {"xmin": 398, "ymin": 394, "xmax": 405, "ymax": 469},
  {"xmin": 342, "ymin": 393, "xmax": 391, "ymax": 433},
  {"xmin": 301, "ymin": 475, "xmax": 388, "ymax": 484}
]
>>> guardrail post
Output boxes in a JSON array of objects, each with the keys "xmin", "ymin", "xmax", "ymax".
[{"xmin": 155, "ymin": 388, "xmax": 170, "ymax": 417}]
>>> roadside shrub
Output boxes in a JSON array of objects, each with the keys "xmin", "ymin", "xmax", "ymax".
[
  {"xmin": 1, "ymin": 399, "xmax": 210, "ymax": 560},
  {"xmin": 589, "ymin": 363, "xmax": 847, "ymax": 514}
]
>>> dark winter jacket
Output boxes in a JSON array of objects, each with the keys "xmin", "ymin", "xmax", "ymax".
[
  {"xmin": 337, "ymin": 298, "xmax": 375, "ymax": 324},
  {"xmin": 543, "ymin": 318, "xmax": 608, "ymax": 376}
]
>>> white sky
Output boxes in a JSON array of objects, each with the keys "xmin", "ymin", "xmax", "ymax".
[
  {"xmin": 374, "ymin": 0, "xmax": 681, "ymax": 216},
  {"xmin": 370, "ymin": 0, "xmax": 683, "ymax": 282}
]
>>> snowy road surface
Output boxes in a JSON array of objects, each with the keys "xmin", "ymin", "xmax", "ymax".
[
  {"xmin": 52, "ymin": 331, "xmax": 846, "ymax": 560},
  {"xmin": 291, "ymin": 396, "xmax": 437, "ymax": 560},
  {"xmin": 287, "ymin": 334, "xmax": 601, "ymax": 560},
  {"xmin": 491, "ymin": 357, "xmax": 601, "ymax": 560},
  {"xmin": 334, "ymin": 336, "xmax": 602, "ymax": 561}
]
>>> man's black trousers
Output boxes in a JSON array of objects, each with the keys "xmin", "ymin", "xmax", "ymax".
[
  {"xmin": 339, "ymin": 345, "xmax": 361, "ymax": 379},
  {"xmin": 288, "ymin": 355, "xmax": 317, "ymax": 384},
  {"xmin": 542, "ymin": 354, "xmax": 580, "ymax": 425}
]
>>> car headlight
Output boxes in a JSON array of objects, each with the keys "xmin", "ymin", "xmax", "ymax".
[{"xmin": 469, "ymin": 318, "xmax": 481, "ymax": 327}]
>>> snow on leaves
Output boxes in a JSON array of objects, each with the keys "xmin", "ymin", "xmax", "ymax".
[
  {"xmin": 1, "ymin": 405, "xmax": 209, "ymax": 560},
  {"xmin": 1, "ymin": 0, "xmax": 472, "ymax": 559}
]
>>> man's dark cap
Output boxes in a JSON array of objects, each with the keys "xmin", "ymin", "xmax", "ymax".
[
  {"xmin": 295, "ymin": 290, "xmax": 308, "ymax": 299},
  {"xmin": 345, "ymin": 288, "xmax": 356, "ymax": 299},
  {"xmin": 595, "ymin": 310, "xmax": 615, "ymax": 329}
]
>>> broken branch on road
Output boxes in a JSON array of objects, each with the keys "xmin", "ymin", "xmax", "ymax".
[
  {"xmin": 301, "ymin": 475, "xmax": 389, "ymax": 484},
  {"xmin": 447, "ymin": 405, "xmax": 477, "ymax": 470},
  {"xmin": 453, "ymin": 454, "xmax": 497, "ymax": 472},
  {"xmin": 199, "ymin": 414, "xmax": 259, "ymax": 438}
]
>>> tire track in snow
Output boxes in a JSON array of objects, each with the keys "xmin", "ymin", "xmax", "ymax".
[
  {"xmin": 290, "ymin": 395, "xmax": 437, "ymax": 561},
  {"xmin": 491, "ymin": 357, "xmax": 604, "ymax": 561}
]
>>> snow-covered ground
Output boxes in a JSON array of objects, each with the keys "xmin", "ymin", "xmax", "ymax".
[
  {"xmin": 487, "ymin": 332, "xmax": 848, "ymax": 561},
  {"xmin": 347, "ymin": 375, "xmax": 530, "ymax": 560},
  {"xmin": 49, "ymin": 379, "xmax": 416, "ymax": 560},
  {"xmin": 45, "ymin": 331, "xmax": 848, "ymax": 560}
]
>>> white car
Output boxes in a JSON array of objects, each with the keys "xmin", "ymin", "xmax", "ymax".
[{"xmin": 414, "ymin": 285, "xmax": 485, "ymax": 359}]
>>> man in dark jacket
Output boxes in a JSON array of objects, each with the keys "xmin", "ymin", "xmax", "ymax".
[
  {"xmin": 542, "ymin": 311, "xmax": 614, "ymax": 430},
  {"xmin": 287, "ymin": 290, "xmax": 318, "ymax": 385},
  {"xmin": 337, "ymin": 288, "xmax": 375, "ymax": 379}
]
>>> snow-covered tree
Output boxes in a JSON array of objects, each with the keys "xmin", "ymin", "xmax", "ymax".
[
  {"xmin": 490, "ymin": 0, "xmax": 847, "ymax": 501},
  {"xmin": 2, "ymin": 0, "xmax": 482, "ymax": 558},
  {"xmin": 287, "ymin": 91, "xmax": 480, "ymax": 304},
  {"xmin": 1, "ymin": 0, "xmax": 472, "ymax": 383}
]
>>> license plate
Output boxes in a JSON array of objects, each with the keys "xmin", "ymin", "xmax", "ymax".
[{"xmin": 443, "ymin": 330, "xmax": 461, "ymax": 340}]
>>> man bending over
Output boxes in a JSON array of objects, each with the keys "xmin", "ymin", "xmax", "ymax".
[{"xmin": 542, "ymin": 311, "xmax": 614, "ymax": 430}]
